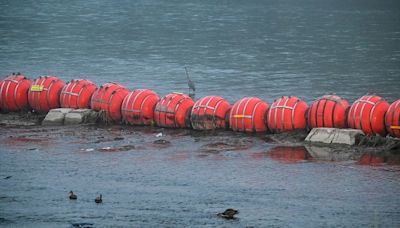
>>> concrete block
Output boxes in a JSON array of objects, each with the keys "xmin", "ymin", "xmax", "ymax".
[
  {"xmin": 42, "ymin": 108, "xmax": 73, "ymax": 125},
  {"xmin": 49, "ymin": 108, "xmax": 74, "ymax": 114},
  {"xmin": 64, "ymin": 109, "xmax": 98, "ymax": 125},
  {"xmin": 305, "ymin": 128, "xmax": 364, "ymax": 145}
]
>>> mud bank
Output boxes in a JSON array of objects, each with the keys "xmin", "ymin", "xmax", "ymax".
[
  {"xmin": 1, "ymin": 111, "xmax": 399, "ymax": 158},
  {"xmin": 0, "ymin": 112, "xmax": 45, "ymax": 126}
]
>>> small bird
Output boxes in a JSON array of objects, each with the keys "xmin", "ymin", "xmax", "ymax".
[
  {"xmin": 69, "ymin": 191, "xmax": 77, "ymax": 200},
  {"xmin": 95, "ymin": 194, "xmax": 102, "ymax": 204},
  {"xmin": 217, "ymin": 208, "xmax": 239, "ymax": 220}
]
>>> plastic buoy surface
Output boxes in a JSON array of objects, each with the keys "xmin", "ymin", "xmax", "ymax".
[
  {"xmin": 0, "ymin": 74, "xmax": 32, "ymax": 112},
  {"xmin": 154, "ymin": 92, "xmax": 194, "ymax": 128},
  {"xmin": 90, "ymin": 82, "xmax": 129, "ymax": 122},
  {"xmin": 28, "ymin": 76, "xmax": 65, "ymax": 113},
  {"xmin": 121, "ymin": 89, "xmax": 159, "ymax": 125},
  {"xmin": 308, "ymin": 95, "xmax": 349, "ymax": 129},
  {"xmin": 385, "ymin": 99, "xmax": 400, "ymax": 138},
  {"xmin": 190, "ymin": 96, "xmax": 231, "ymax": 130},
  {"xmin": 229, "ymin": 97, "xmax": 269, "ymax": 133},
  {"xmin": 267, "ymin": 96, "xmax": 308, "ymax": 133},
  {"xmin": 347, "ymin": 95, "xmax": 389, "ymax": 136},
  {"xmin": 60, "ymin": 79, "xmax": 97, "ymax": 109}
]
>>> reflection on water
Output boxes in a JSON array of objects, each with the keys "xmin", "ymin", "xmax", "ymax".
[
  {"xmin": 1, "ymin": 125, "xmax": 400, "ymax": 227},
  {"xmin": 358, "ymin": 152, "xmax": 400, "ymax": 166},
  {"xmin": 254, "ymin": 146, "xmax": 313, "ymax": 163}
]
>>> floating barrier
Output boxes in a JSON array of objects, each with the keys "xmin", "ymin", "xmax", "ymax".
[
  {"xmin": 28, "ymin": 76, "xmax": 65, "ymax": 113},
  {"xmin": 308, "ymin": 95, "xmax": 349, "ymax": 129},
  {"xmin": 121, "ymin": 89, "xmax": 159, "ymax": 125},
  {"xmin": 267, "ymin": 96, "xmax": 308, "ymax": 133},
  {"xmin": 385, "ymin": 99, "xmax": 400, "ymax": 138},
  {"xmin": 1, "ymin": 73, "xmax": 399, "ymax": 139},
  {"xmin": 90, "ymin": 82, "xmax": 129, "ymax": 122},
  {"xmin": 347, "ymin": 95, "xmax": 389, "ymax": 136},
  {"xmin": 154, "ymin": 92, "xmax": 194, "ymax": 128},
  {"xmin": 60, "ymin": 79, "xmax": 98, "ymax": 109},
  {"xmin": 0, "ymin": 74, "xmax": 32, "ymax": 112},
  {"xmin": 229, "ymin": 97, "xmax": 269, "ymax": 133},
  {"xmin": 190, "ymin": 96, "xmax": 231, "ymax": 130}
]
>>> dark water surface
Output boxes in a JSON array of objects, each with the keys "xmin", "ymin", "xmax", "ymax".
[
  {"xmin": 1, "ymin": 125, "xmax": 400, "ymax": 227},
  {"xmin": 1, "ymin": 0, "xmax": 399, "ymax": 103},
  {"xmin": 1, "ymin": 0, "xmax": 400, "ymax": 227}
]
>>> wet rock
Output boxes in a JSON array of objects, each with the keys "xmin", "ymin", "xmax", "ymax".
[
  {"xmin": 0, "ymin": 112, "xmax": 44, "ymax": 126},
  {"xmin": 305, "ymin": 128, "xmax": 364, "ymax": 145},
  {"xmin": 200, "ymin": 142, "xmax": 236, "ymax": 153},
  {"xmin": 118, "ymin": 145, "xmax": 136, "ymax": 151},
  {"xmin": 113, "ymin": 137, "xmax": 124, "ymax": 141},
  {"xmin": 357, "ymin": 135, "xmax": 400, "ymax": 150},
  {"xmin": 64, "ymin": 109, "xmax": 98, "ymax": 125},
  {"xmin": 264, "ymin": 129, "xmax": 308, "ymax": 145},
  {"xmin": 42, "ymin": 108, "xmax": 73, "ymax": 125},
  {"xmin": 153, "ymin": 139, "xmax": 170, "ymax": 144},
  {"xmin": 97, "ymin": 147, "xmax": 118, "ymax": 152},
  {"xmin": 199, "ymin": 138, "xmax": 253, "ymax": 154}
]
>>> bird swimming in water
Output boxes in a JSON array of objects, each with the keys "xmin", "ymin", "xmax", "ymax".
[
  {"xmin": 95, "ymin": 194, "xmax": 102, "ymax": 203},
  {"xmin": 217, "ymin": 208, "xmax": 239, "ymax": 220},
  {"xmin": 69, "ymin": 191, "xmax": 77, "ymax": 200}
]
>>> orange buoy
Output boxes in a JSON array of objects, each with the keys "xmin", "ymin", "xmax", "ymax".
[
  {"xmin": 60, "ymin": 79, "xmax": 97, "ymax": 109},
  {"xmin": 307, "ymin": 95, "xmax": 349, "ymax": 129},
  {"xmin": 347, "ymin": 95, "xmax": 389, "ymax": 136},
  {"xmin": 229, "ymin": 97, "xmax": 269, "ymax": 133},
  {"xmin": 90, "ymin": 82, "xmax": 129, "ymax": 122},
  {"xmin": 385, "ymin": 99, "xmax": 400, "ymax": 138},
  {"xmin": 121, "ymin": 89, "xmax": 159, "ymax": 125},
  {"xmin": 267, "ymin": 146, "xmax": 312, "ymax": 163},
  {"xmin": 0, "ymin": 74, "xmax": 32, "ymax": 112},
  {"xmin": 267, "ymin": 96, "xmax": 308, "ymax": 133},
  {"xmin": 28, "ymin": 76, "xmax": 65, "ymax": 113},
  {"xmin": 190, "ymin": 96, "xmax": 231, "ymax": 130},
  {"xmin": 154, "ymin": 92, "xmax": 194, "ymax": 128}
]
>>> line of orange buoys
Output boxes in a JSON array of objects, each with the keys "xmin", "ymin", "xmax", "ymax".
[{"xmin": 0, "ymin": 74, "xmax": 399, "ymax": 138}]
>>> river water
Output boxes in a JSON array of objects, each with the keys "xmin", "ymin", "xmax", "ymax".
[{"xmin": 1, "ymin": 0, "xmax": 400, "ymax": 227}]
